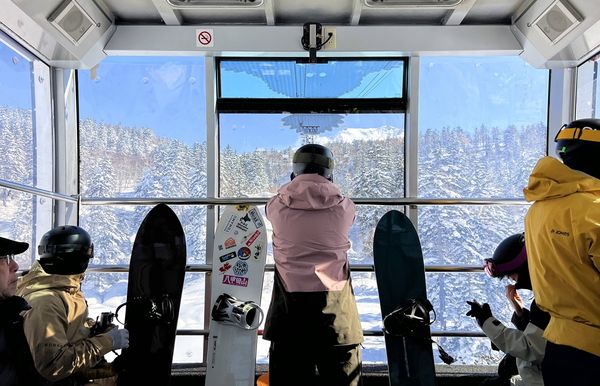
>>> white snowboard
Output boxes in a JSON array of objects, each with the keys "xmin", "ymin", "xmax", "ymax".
[{"xmin": 205, "ymin": 205, "xmax": 267, "ymax": 386}]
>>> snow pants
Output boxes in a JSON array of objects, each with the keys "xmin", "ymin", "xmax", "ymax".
[{"xmin": 268, "ymin": 341, "xmax": 361, "ymax": 386}]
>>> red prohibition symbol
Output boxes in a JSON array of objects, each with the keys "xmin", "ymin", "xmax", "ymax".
[{"xmin": 198, "ymin": 31, "xmax": 212, "ymax": 46}]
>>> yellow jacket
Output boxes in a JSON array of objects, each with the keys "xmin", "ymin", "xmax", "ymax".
[
  {"xmin": 16, "ymin": 262, "xmax": 114, "ymax": 382},
  {"xmin": 523, "ymin": 156, "xmax": 600, "ymax": 356}
]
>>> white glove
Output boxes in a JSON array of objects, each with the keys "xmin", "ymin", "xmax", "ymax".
[{"xmin": 106, "ymin": 327, "xmax": 129, "ymax": 350}]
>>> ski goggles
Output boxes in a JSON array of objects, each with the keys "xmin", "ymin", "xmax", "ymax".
[{"xmin": 483, "ymin": 246, "xmax": 527, "ymax": 278}]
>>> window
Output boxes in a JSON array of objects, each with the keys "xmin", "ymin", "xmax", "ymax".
[
  {"xmin": 78, "ymin": 56, "xmax": 207, "ymax": 362},
  {"xmin": 418, "ymin": 56, "xmax": 549, "ymax": 364},
  {"xmin": 220, "ymin": 60, "xmax": 404, "ymax": 99},
  {"xmin": 575, "ymin": 53, "xmax": 599, "ymax": 119},
  {"xmin": 75, "ymin": 54, "xmax": 550, "ymax": 366},
  {"xmin": 0, "ymin": 35, "xmax": 52, "ymax": 268},
  {"xmin": 218, "ymin": 58, "xmax": 407, "ymax": 363}
]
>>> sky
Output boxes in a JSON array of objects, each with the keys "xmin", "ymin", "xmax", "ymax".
[
  {"xmin": 1, "ymin": 43, "xmax": 551, "ymax": 149},
  {"xmin": 81, "ymin": 56, "xmax": 549, "ymax": 150},
  {"xmin": 0, "ymin": 43, "xmax": 33, "ymax": 110}
]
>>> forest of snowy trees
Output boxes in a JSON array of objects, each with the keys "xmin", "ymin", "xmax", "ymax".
[{"xmin": 0, "ymin": 106, "xmax": 547, "ymax": 364}]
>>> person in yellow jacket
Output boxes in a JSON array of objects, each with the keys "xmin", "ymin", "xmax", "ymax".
[
  {"xmin": 523, "ymin": 118, "xmax": 600, "ymax": 386},
  {"xmin": 17, "ymin": 226, "xmax": 129, "ymax": 386}
]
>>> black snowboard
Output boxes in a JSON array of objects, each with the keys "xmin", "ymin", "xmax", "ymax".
[
  {"xmin": 117, "ymin": 204, "xmax": 187, "ymax": 386},
  {"xmin": 374, "ymin": 210, "xmax": 436, "ymax": 386}
]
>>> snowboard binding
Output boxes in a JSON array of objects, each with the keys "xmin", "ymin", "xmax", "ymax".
[
  {"xmin": 383, "ymin": 298, "xmax": 434, "ymax": 338},
  {"xmin": 383, "ymin": 298, "xmax": 455, "ymax": 365},
  {"xmin": 115, "ymin": 294, "xmax": 176, "ymax": 325},
  {"xmin": 211, "ymin": 293, "xmax": 264, "ymax": 330}
]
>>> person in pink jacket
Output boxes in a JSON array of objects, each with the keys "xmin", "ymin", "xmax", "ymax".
[{"xmin": 263, "ymin": 144, "xmax": 363, "ymax": 386}]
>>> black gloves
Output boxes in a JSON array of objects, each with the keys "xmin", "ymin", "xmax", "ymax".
[{"xmin": 466, "ymin": 300, "xmax": 493, "ymax": 327}]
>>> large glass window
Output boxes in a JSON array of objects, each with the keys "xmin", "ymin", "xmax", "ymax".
[
  {"xmin": 218, "ymin": 58, "xmax": 407, "ymax": 364},
  {"xmin": 74, "ymin": 54, "xmax": 550, "ymax": 367},
  {"xmin": 78, "ymin": 57, "xmax": 207, "ymax": 263},
  {"xmin": 418, "ymin": 56, "xmax": 549, "ymax": 364},
  {"xmin": 576, "ymin": 53, "xmax": 599, "ymax": 119},
  {"xmin": 0, "ymin": 36, "xmax": 53, "ymax": 268},
  {"xmin": 78, "ymin": 56, "xmax": 207, "ymax": 362}
]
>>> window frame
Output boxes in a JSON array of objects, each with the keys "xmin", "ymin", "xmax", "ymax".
[
  {"xmin": 216, "ymin": 57, "xmax": 409, "ymax": 113},
  {"xmin": 0, "ymin": 31, "xmax": 54, "ymax": 265}
]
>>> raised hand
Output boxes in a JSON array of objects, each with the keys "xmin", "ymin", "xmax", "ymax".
[
  {"xmin": 466, "ymin": 300, "xmax": 493, "ymax": 327},
  {"xmin": 505, "ymin": 284, "xmax": 524, "ymax": 316}
]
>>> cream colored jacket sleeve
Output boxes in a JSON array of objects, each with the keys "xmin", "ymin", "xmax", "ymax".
[{"xmin": 22, "ymin": 294, "xmax": 114, "ymax": 381}]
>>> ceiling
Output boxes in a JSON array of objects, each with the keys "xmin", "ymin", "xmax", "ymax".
[
  {"xmin": 102, "ymin": 0, "xmax": 527, "ymax": 27},
  {"xmin": 2, "ymin": 0, "xmax": 600, "ymax": 70}
]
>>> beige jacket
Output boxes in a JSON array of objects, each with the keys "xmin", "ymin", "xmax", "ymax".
[{"xmin": 16, "ymin": 262, "xmax": 114, "ymax": 383}]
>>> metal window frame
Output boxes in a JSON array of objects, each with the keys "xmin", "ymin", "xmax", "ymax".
[
  {"xmin": 70, "ymin": 55, "xmax": 537, "ymax": 357},
  {"xmin": 0, "ymin": 32, "xmax": 55, "ymax": 264},
  {"xmin": 69, "ymin": 54, "xmax": 556, "ymax": 364},
  {"xmin": 215, "ymin": 56, "xmax": 409, "ymax": 113}
]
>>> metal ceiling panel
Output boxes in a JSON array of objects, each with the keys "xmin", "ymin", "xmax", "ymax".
[
  {"xmin": 359, "ymin": 8, "xmax": 450, "ymax": 25},
  {"xmin": 89, "ymin": 0, "xmax": 530, "ymax": 26},
  {"xmin": 461, "ymin": 0, "xmax": 524, "ymax": 25},
  {"xmin": 102, "ymin": 0, "xmax": 163, "ymax": 23},
  {"xmin": 364, "ymin": 0, "xmax": 462, "ymax": 7},
  {"xmin": 274, "ymin": 0, "xmax": 355, "ymax": 25},
  {"xmin": 177, "ymin": 8, "xmax": 268, "ymax": 24},
  {"xmin": 167, "ymin": 0, "xmax": 263, "ymax": 6}
]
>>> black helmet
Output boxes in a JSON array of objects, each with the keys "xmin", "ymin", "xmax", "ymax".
[
  {"xmin": 484, "ymin": 233, "xmax": 531, "ymax": 290},
  {"xmin": 292, "ymin": 144, "xmax": 334, "ymax": 181},
  {"xmin": 38, "ymin": 226, "xmax": 94, "ymax": 275},
  {"xmin": 555, "ymin": 118, "xmax": 600, "ymax": 179}
]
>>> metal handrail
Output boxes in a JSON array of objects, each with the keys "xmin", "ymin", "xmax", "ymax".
[
  {"xmin": 1, "ymin": 182, "xmax": 494, "ymax": 341},
  {"xmin": 1, "ymin": 178, "xmax": 528, "ymax": 207},
  {"xmin": 81, "ymin": 196, "xmax": 527, "ymax": 206},
  {"xmin": 86, "ymin": 263, "xmax": 486, "ymax": 339},
  {"xmin": 0, "ymin": 178, "xmax": 78, "ymax": 203},
  {"xmin": 86, "ymin": 263, "xmax": 483, "ymax": 273},
  {"xmin": 175, "ymin": 329, "xmax": 486, "ymax": 338}
]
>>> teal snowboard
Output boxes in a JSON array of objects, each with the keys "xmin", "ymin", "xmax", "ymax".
[{"xmin": 374, "ymin": 210, "xmax": 436, "ymax": 386}]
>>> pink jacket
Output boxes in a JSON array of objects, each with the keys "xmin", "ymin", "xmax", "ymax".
[{"xmin": 266, "ymin": 173, "xmax": 355, "ymax": 292}]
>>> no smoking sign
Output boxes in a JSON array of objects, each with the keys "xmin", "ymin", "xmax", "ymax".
[{"xmin": 196, "ymin": 29, "xmax": 214, "ymax": 48}]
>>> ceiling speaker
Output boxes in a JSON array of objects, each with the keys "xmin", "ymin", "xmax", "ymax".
[
  {"xmin": 48, "ymin": 0, "xmax": 96, "ymax": 45},
  {"xmin": 530, "ymin": 0, "xmax": 582, "ymax": 44}
]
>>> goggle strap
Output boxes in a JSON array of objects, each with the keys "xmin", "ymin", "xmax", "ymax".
[{"xmin": 555, "ymin": 127, "xmax": 600, "ymax": 143}]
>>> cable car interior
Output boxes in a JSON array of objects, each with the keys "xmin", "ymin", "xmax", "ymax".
[{"xmin": 1, "ymin": 0, "xmax": 599, "ymax": 384}]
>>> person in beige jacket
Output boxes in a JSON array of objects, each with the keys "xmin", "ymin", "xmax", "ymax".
[
  {"xmin": 17, "ymin": 226, "xmax": 129, "ymax": 386},
  {"xmin": 524, "ymin": 118, "xmax": 600, "ymax": 386}
]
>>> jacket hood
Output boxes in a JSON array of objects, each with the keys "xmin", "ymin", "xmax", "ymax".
[
  {"xmin": 17, "ymin": 261, "xmax": 83, "ymax": 298},
  {"xmin": 277, "ymin": 173, "xmax": 345, "ymax": 210},
  {"xmin": 523, "ymin": 156, "xmax": 600, "ymax": 202}
]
